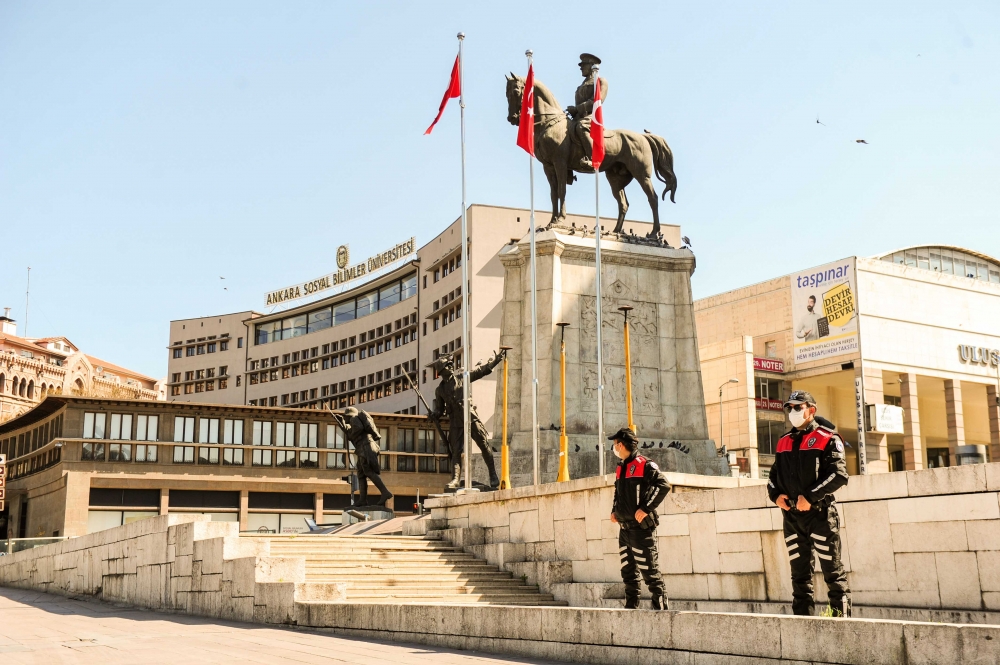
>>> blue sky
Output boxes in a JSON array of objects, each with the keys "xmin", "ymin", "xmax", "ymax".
[{"xmin": 2, "ymin": 2, "xmax": 998, "ymax": 379}]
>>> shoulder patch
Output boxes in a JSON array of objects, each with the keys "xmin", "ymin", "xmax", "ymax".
[
  {"xmin": 648, "ymin": 461, "xmax": 659, "ymax": 470},
  {"xmin": 836, "ymin": 439, "xmax": 844, "ymax": 453}
]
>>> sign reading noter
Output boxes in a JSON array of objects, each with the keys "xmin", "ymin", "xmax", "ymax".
[
  {"xmin": 791, "ymin": 258, "xmax": 859, "ymax": 363},
  {"xmin": 264, "ymin": 238, "xmax": 416, "ymax": 307}
]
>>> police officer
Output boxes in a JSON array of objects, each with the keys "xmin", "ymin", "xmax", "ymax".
[
  {"xmin": 767, "ymin": 391, "xmax": 851, "ymax": 617},
  {"xmin": 609, "ymin": 427, "xmax": 670, "ymax": 610}
]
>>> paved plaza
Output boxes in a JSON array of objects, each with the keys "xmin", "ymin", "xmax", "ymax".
[{"xmin": 0, "ymin": 588, "xmax": 562, "ymax": 665}]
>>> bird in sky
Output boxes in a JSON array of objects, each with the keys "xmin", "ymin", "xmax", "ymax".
[
  {"xmin": 223, "ymin": 287, "xmax": 228, "ymax": 291},
  {"xmin": 816, "ymin": 118, "xmax": 826, "ymax": 126},
  {"xmin": 220, "ymin": 276, "xmax": 226, "ymax": 279},
  {"xmin": 856, "ymin": 139, "xmax": 869, "ymax": 144}
]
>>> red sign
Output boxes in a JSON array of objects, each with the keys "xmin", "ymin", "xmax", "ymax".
[
  {"xmin": 754, "ymin": 357, "xmax": 785, "ymax": 373},
  {"xmin": 755, "ymin": 397, "xmax": 784, "ymax": 412}
]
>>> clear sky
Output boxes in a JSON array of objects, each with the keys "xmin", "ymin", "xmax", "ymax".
[{"xmin": 2, "ymin": 2, "xmax": 998, "ymax": 379}]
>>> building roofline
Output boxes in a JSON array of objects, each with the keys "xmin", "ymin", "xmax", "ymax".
[
  {"xmin": 169, "ymin": 310, "xmax": 263, "ymax": 324},
  {"xmin": 871, "ymin": 245, "xmax": 1000, "ymax": 266}
]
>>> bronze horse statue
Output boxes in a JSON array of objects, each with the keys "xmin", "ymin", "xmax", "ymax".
[{"xmin": 505, "ymin": 74, "xmax": 677, "ymax": 239}]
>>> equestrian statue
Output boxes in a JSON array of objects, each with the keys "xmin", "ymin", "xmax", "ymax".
[{"xmin": 505, "ymin": 53, "xmax": 677, "ymax": 240}]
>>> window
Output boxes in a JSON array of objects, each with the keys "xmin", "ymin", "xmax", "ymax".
[
  {"xmin": 237, "ymin": 337, "xmax": 243, "ymax": 349},
  {"xmin": 299, "ymin": 423, "xmax": 318, "ymax": 448},
  {"xmin": 199, "ymin": 418, "xmax": 220, "ymax": 444},
  {"xmin": 220, "ymin": 379, "xmax": 228, "ymax": 389},
  {"xmin": 333, "ymin": 300, "xmax": 356, "ymax": 325},
  {"xmin": 276, "ymin": 449, "xmax": 297, "ymax": 467},
  {"xmin": 170, "ymin": 386, "xmax": 181, "ymax": 396},
  {"xmin": 197, "ymin": 345, "xmax": 205, "ymax": 355},
  {"xmin": 765, "ymin": 341, "xmax": 777, "ymax": 358},
  {"xmin": 108, "ymin": 413, "xmax": 133, "ymax": 440},
  {"xmin": 135, "ymin": 444, "xmax": 157, "ymax": 463},
  {"xmin": 275, "ymin": 422, "xmax": 295, "ymax": 447},
  {"xmin": 207, "ymin": 342, "xmax": 216, "ymax": 353},
  {"xmin": 756, "ymin": 422, "xmax": 781, "ymax": 456},
  {"xmin": 109, "ymin": 444, "xmax": 132, "ymax": 462},
  {"xmin": 253, "ymin": 421, "xmax": 272, "ymax": 446},
  {"xmin": 136, "ymin": 415, "xmax": 159, "ymax": 441},
  {"xmin": 379, "ymin": 281, "xmax": 402, "ymax": 309},
  {"xmin": 198, "ymin": 447, "xmax": 220, "ymax": 464},
  {"xmin": 417, "ymin": 429, "xmax": 437, "ymax": 473},
  {"xmin": 82, "ymin": 442, "xmax": 106, "ymax": 461},
  {"xmin": 299, "ymin": 450, "xmax": 319, "ymax": 468},
  {"xmin": 401, "ymin": 274, "xmax": 417, "ymax": 300},
  {"xmin": 173, "ymin": 445, "xmax": 195, "ymax": 464},
  {"xmin": 220, "ymin": 365, "xmax": 228, "ymax": 376},
  {"xmin": 308, "ymin": 308, "xmax": 332, "ymax": 333},
  {"xmin": 174, "ymin": 416, "xmax": 195, "ymax": 443},
  {"xmin": 397, "ymin": 428, "xmax": 415, "ymax": 472},
  {"xmin": 173, "ymin": 348, "xmax": 182, "ymax": 359},
  {"xmin": 357, "ymin": 290, "xmax": 378, "ymax": 318},
  {"xmin": 186, "ymin": 347, "xmax": 195, "ymax": 357},
  {"xmin": 755, "ymin": 378, "xmax": 782, "ymax": 401},
  {"xmin": 220, "ymin": 340, "xmax": 229, "ymax": 351},
  {"xmin": 83, "ymin": 412, "xmax": 106, "ymax": 439},
  {"xmin": 252, "ymin": 449, "xmax": 273, "ymax": 467},
  {"xmin": 223, "ymin": 448, "xmax": 244, "ymax": 466},
  {"xmin": 223, "ymin": 419, "xmax": 243, "ymax": 444}
]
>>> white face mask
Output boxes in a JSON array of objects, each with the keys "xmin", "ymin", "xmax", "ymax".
[{"xmin": 788, "ymin": 408, "xmax": 809, "ymax": 428}]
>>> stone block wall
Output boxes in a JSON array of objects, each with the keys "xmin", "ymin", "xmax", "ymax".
[
  {"xmin": 0, "ymin": 514, "xmax": 343, "ymax": 623},
  {"xmin": 424, "ymin": 463, "xmax": 1000, "ymax": 612}
]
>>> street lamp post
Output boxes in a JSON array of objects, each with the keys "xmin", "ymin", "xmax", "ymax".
[
  {"xmin": 556, "ymin": 323, "xmax": 570, "ymax": 482},
  {"xmin": 718, "ymin": 378, "xmax": 739, "ymax": 455}
]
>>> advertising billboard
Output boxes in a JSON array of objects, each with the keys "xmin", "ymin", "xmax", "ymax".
[{"xmin": 791, "ymin": 257, "xmax": 859, "ymax": 363}]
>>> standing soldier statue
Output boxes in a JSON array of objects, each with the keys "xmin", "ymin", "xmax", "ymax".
[
  {"xmin": 566, "ymin": 53, "xmax": 608, "ymax": 171},
  {"xmin": 429, "ymin": 350, "xmax": 505, "ymax": 489},
  {"xmin": 333, "ymin": 407, "xmax": 393, "ymax": 507}
]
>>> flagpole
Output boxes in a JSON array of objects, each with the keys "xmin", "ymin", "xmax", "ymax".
[
  {"xmin": 457, "ymin": 32, "xmax": 473, "ymax": 492},
  {"xmin": 593, "ymin": 63, "xmax": 605, "ymax": 477},
  {"xmin": 526, "ymin": 49, "xmax": 539, "ymax": 487}
]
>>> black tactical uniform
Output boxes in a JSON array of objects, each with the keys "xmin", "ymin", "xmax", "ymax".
[
  {"xmin": 610, "ymin": 427, "xmax": 671, "ymax": 609},
  {"xmin": 338, "ymin": 407, "xmax": 393, "ymax": 507},
  {"xmin": 767, "ymin": 392, "xmax": 851, "ymax": 616}
]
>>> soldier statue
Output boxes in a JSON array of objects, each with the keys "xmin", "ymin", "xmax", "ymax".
[
  {"xmin": 429, "ymin": 350, "xmax": 505, "ymax": 490},
  {"xmin": 333, "ymin": 407, "xmax": 393, "ymax": 507},
  {"xmin": 566, "ymin": 53, "xmax": 608, "ymax": 171}
]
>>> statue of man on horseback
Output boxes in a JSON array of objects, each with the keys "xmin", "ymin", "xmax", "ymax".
[
  {"xmin": 566, "ymin": 53, "xmax": 607, "ymax": 172},
  {"xmin": 505, "ymin": 54, "xmax": 677, "ymax": 240}
]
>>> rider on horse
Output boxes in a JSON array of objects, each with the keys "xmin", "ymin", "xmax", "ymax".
[{"xmin": 566, "ymin": 53, "xmax": 608, "ymax": 172}]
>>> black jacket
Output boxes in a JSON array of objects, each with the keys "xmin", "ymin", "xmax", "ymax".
[
  {"xmin": 767, "ymin": 420, "xmax": 849, "ymax": 508},
  {"xmin": 612, "ymin": 453, "xmax": 671, "ymax": 528}
]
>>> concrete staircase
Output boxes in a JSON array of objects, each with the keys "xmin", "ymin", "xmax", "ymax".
[{"xmin": 264, "ymin": 533, "xmax": 565, "ymax": 606}]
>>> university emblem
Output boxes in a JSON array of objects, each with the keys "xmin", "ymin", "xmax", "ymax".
[{"xmin": 336, "ymin": 244, "xmax": 350, "ymax": 269}]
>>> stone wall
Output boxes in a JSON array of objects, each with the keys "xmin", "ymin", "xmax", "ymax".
[
  {"xmin": 422, "ymin": 463, "xmax": 1000, "ymax": 616},
  {"xmin": 0, "ymin": 514, "xmax": 342, "ymax": 621}
]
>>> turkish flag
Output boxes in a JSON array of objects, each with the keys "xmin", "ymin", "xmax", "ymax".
[
  {"xmin": 425, "ymin": 54, "xmax": 461, "ymax": 135},
  {"xmin": 590, "ymin": 78, "xmax": 605, "ymax": 169},
  {"xmin": 516, "ymin": 64, "xmax": 535, "ymax": 156}
]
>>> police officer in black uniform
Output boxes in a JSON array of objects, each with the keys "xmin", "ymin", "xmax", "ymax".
[
  {"xmin": 767, "ymin": 391, "xmax": 851, "ymax": 617},
  {"xmin": 609, "ymin": 427, "xmax": 670, "ymax": 609}
]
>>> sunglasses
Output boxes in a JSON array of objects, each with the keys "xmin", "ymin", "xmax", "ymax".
[{"xmin": 783, "ymin": 403, "xmax": 813, "ymax": 413}]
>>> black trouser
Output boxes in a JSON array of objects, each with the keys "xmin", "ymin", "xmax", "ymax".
[
  {"xmin": 618, "ymin": 525, "xmax": 665, "ymax": 604},
  {"xmin": 356, "ymin": 450, "xmax": 391, "ymax": 506},
  {"xmin": 448, "ymin": 419, "xmax": 499, "ymax": 485},
  {"xmin": 783, "ymin": 502, "xmax": 851, "ymax": 616}
]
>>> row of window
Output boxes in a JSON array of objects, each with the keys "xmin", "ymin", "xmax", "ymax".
[
  {"xmin": 83, "ymin": 412, "xmax": 160, "ymax": 441},
  {"xmin": 432, "ymin": 303, "xmax": 461, "ymax": 331},
  {"xmin": 431, "ymin": 253, "xmax": 462, "ymax": 284},
  {"xmin": 171, "ymin": 336, "xmax": 243, "ymax": 359},
  {"xmin": 170, "ymin": 377, "xmax": 239, "ymax": 396},
  {"xmin": 881, "ymin": 247, "xmax": 1000, "ymax": 283},
  {"xmin": 172, "ymin": 366, "xmax": 229, "ymax": 383},
  {"xmin": 254, "ymin": 273, "xmax": 417, "ymax": 345},
  {"xmin": 0, "ymin": 415, "xmax": 63, "ymax": 460}
]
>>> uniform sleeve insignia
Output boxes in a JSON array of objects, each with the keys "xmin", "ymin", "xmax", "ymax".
[
  {"xmin": 836, "ymin": 440, "xmax": 844, "ymax": 453},
  {"xmin": 649, "ymin": 461, "xmax": 659, "ymax": 470},
  {"xmin": 629, "ymin": 464, "xmax": 635, "ymax": 475}
]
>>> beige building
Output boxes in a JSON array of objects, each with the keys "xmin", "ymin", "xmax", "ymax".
[
  {"xmin": 167, "ymin": 205, "xmax": 675, "ymax": 439},
  {"xmin": 0, "ymin": 309, "xmax": 160, "ymax": 424},
  {"xmin": 696, "ymin": 246, "xmax": 1000, "ymax": 478}
]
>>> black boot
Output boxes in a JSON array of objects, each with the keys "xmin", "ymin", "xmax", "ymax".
[
  {"xmin": 369, "ymin": 473, "xmax": 393, "ymax": 507},
  {"xmin": 651, "ymin": 595, "xmax": 668, "ymax": 611},
  {"xmin": 357, "ymin": 482, "xmax": 369, "ymax": 507},
  {"xmin": 482, "ymin": 450, "xmax": 500, "ymax": 489},
  {"xmin": 624, "ymin": 597, "xmax": 640, "ymax": 610}
]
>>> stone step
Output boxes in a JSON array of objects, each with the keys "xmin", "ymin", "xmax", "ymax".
[
  {"xmin": 290, "ymin": 552, "xmax": 481, "ymax": 561},
  {"xmin": 303, "ymin": 564, "xmax": 497, "ymax": 573},
  {"xmin": 341, "ymin": 581, "xmax": 538, "ymax": 591},
  {"xmin": 304, "ymin": 572, "xmax": 515, "ymax": 583},
  {"xmin": 342, "ymin": 593, "xmax": 562, "ymax": 604},
  {"xmin": 268, "ymin": 544, "xmax": 461, "ymax": 552}
]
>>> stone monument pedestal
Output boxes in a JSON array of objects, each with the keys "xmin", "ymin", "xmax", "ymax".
[{"xmin": 474, "ymin": 227, "xmax": 728, "ymax": 487}]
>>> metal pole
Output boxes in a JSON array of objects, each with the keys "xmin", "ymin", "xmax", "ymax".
[
  {"xmin": 719, "ymin": 387, "xmax": 724, "ymax": 452},
  {"xmin": 24, "ymin": 267, "xmax": 30, "ymax": 339},
  {"xmin": 527, "ymin": 49, "xmax": 539, "ymax": 486},
  {"xmin": 557, "ymin": 323, "xmax": 570, "ymax": 481},
  {"xmin": 852, "ymin": 259, "xmax": 868, "ymax": 476},
  {"xmin": 457, "ymin": 32, "xmax": 473, "ymax": 491},
  {"xmin": 593, "ymin": 64, "xmax": 605, "ymax": 476},
  {"xmin": 619, "ymin": 306, "xmax": 634, "ymax": 432},
  {"xmin": 500, "ymin": 345, "xmax": 512, "ymax": 489}
]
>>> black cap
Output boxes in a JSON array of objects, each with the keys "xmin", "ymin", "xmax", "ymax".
[
  {"xmin": 783, "ymin": 390, "xmax": 816, "ymax": 408},
  {"xmin": 579, "ymin": 53, "xmax": 602, "ymax": 65},
  {"xmin": 607, "ymin": 427, "xmax": 638, "ymax": 445}
]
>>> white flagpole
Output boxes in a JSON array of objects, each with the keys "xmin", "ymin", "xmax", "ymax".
[
  {"xmin": 593, "ymin": 64, "xmax": 605, "ymax": 477},
  {"xmin": 458, "ymin": 32, "xmax": 473, "ymax": 491},
  {"xmin": 527, "ymin": 49, "xmax": 539, "ymax": 486}
]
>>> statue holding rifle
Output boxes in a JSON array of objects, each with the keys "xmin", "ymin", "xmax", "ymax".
[
  {"xmin": 429, "ymin": 350, "xmax": 506, "ymax": 490},
  {"xmin": 332, "ymin": 407, "xmax": 393, "ymax": 507}
]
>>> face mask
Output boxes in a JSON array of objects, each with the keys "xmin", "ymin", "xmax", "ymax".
[{"xmin": 788, "ymin": 408, "xmax": 808, "ymax": 428}]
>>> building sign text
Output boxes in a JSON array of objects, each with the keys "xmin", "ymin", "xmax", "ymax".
[{"xmin": 753, "ymin": 357, "xmax": 785, "ymax": 373}]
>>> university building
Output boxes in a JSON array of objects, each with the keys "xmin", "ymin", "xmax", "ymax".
[
  {"xmin": 696, "ymin": 246, "xmax": 1000, "ymax": 478},
  {"xmin": 0, "ymin": 308, "xmax": 161, "ymax": 425}
]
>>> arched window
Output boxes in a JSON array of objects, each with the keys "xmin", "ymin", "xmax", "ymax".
[
  {"xmin": 20, "ymin": 378, "xmax": 27, "ymax": 397},
  {"xmin": 27, "ymin": 380, "xmax": 34, "ymax": 399},
  {"xmin": 0, "ymin": 373, "xmax": 5, "ymax": 393}
]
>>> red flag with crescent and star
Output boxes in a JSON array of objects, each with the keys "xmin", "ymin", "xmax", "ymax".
[
  {"xmin": 425, "ymin": 54, "xmax": 461, "ymax": 135},
  {"xmin": 590, "ymin": 77, "xmax": 605, "ymax": 169},
  {"xmin": 516, "ymin": 64, "xmax": 535, "ymax": 156}
]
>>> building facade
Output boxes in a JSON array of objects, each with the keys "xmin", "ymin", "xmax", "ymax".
[
  {"xmin": 0, "ymin": 396, "xmax": 453, "ymax": 540},
  {"xmin": 0, "ymin": 309, "xmax": 160, "ymax": 425},
  {"xmin": 167, "ymin": 205, "xmax": 677, "ymax": 439},
  {"xmin": 696, "ymin": 246, "xmax": 1000, "ymax": 478}
]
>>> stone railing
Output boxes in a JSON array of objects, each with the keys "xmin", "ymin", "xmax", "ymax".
[
  {"xmin": 0, "ymin": 514, "xmax": 342, "ymax": 621},
  {"xmin": 420, "ymin": 463, "xmax": 1000, "ymax": 620}
]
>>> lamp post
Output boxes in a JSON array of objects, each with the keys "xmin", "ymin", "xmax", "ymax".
[
  {"xmin": 556, "ymin": 323, "xmax": 571, "ymax": 482},
  {"xmin": 718, "ymin": 378, "xmax": 739, "ymax": 454},
  {"xmin": 618, "ymin": 306, "xmax": 635, "ymax": 432},
  {"xmin": 499, "ymin": 345, "xmax": 513, "ymax": 489}
]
